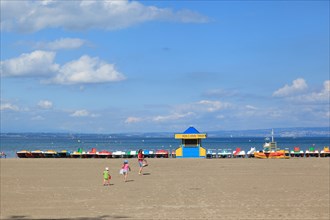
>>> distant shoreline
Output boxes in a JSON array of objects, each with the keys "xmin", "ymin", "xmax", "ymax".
[{"xmin": 1, "ymin": 126, "xmax": 330, "ymax": 137}]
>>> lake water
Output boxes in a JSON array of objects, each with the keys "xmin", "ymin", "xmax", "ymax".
[{"xmin": 1, "ymin": 133, "xmax": 329, "ymax": 158}]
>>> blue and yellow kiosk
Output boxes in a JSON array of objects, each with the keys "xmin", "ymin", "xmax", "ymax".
[{"xmin": 175, "ymin": 127, "xmax": 207, "ymax": 158}]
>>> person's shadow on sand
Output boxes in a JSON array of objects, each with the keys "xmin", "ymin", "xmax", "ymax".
[{"xmin": 142, "ymin": 173, "xmax": 151, "ymax": 175}]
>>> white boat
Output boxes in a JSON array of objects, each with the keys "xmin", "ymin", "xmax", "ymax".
[
  {"xmin": 233, "ymin": 148, "xmax": 246, "ymax": 158},
  {"xmin": 206, "ymin": 149, "xmax": 217, "ymax": 158},
  {"xmin": 247, "ymin": 147, "xmax": 256, "ymax": 158},
  {"xmin": 112, "ymin": 150, "xmax": 126, "ymax": 158},
  {"xmin": 290, "ymin": 147, "xmax": 304, "ymax": 157},
  {"xmin": 305, "ymin": 147, "xmax": 319, "ymax": 157},
  {"xmin": 217, "ymin": 149, "xmax": 232, "ymax": 158}
]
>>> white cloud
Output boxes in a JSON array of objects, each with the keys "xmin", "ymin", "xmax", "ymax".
[
  {"xmin": 0, "ymin": 50, "xmax": 59, "ymax": 77},
  {"xmin": 34, "ymin": 38, "xmax": 86, "ymax": 50},
  {"xmin": 125, "ymin": 117, "xmax": 143, "ymax": 124},
  {"xmin": 40, "ymin": 0, "xmax": 55, "ymax": 6},
  {"xmin": 326, "ymin": 111, "xmax": 330, "ymax": 118},
  {"xmin": 49, "ymin": 55, "xmax": 126, "ymax": 85},
  {"xmin": 216, "ymin": 115, "xmax": 225, "ymax": 119},
  {"xmin": 70, "ymin": 109, "xmax": 98, "ymax": 117},
  {"xmin": 31, "ymin": 115, "xmax": 45, "ymax": 121},
  {"xmin": 197, "ymin": 100, "xmax": 230, "ymax": 112},
  {"xmin": 152, "ymin": 112, "xmax": 194, "ymax": 122},
  {"xmin": 70, "ymin": 110, "xmax": 90, "ymax": 117},
  {"xmin": 245, "ymin": 105, "xmax": 258, "ymax": 110},
  {"xmin": 0, "ymin": 103, "xmax": 19, "ymax": 111},
  {"xmin": 273, "ymin": 79, "xmax": 330, "ymax": 104},
  {"xmin": 203, "ymin": 89, "xmax": 238, "ymax": 98},
  {"xmin": 1, "ymin": 51, "xmax": 126, "ymax": 85},
  {"xmin": 273, "ymin": 78, "xmax": 308, "ymax": 97},
  {"xmin": 1, "ymin": 0, "xmax": 209, "ymax": 33},
  {"xmin": 296, "ymin": 80, "xmax": 330, "ymax": 103},
  {"xmin": 38, "ymin": 100, "xmax": 53, "ymax": 109}
]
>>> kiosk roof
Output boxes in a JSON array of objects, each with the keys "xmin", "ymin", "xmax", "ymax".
[{"xmin": 183, "ymin": 127, "xmax": 200, "ymax": 134}]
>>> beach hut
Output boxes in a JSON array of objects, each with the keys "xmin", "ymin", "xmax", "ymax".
[{"xmin": 174, "ymin": 127, "xmax": 207, "ymax": 158}]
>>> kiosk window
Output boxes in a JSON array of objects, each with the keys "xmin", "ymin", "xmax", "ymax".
[{"xmin": 184, "ymin": 139, "xmax": 198, "ymax": 146}]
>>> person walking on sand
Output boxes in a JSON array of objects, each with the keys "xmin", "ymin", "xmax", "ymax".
[
  {"xmin": 121, "ymin": 160, "xmax": 131, "ymax": 182},
  {"xmin": 103, "ymin": 167, "xmax": 111, "ymax": 186},
  {"xmin": 138, "ymin": 149, "xmax": 148, "ymax": 175}
]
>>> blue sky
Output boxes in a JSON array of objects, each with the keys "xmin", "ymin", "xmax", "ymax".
[{"xmin": 1, "ymin": 0, "xmax": 329, "ymax": 133}]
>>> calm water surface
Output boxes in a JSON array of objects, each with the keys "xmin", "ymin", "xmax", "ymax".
[{"xmin": 1, "ymin": 133, "xmax": 329, "ymax": 158}]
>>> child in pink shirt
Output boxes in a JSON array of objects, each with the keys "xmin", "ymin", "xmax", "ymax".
[{"xmin": 121, "ymin": 160, "xmax": 131, "ymax": 182}]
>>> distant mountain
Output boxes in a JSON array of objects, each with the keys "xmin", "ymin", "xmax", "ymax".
[
  {"xmin": 206, "ymin": 127, "xmax": 330, "ymax": 138},
  {"xmin": 1, "ymin": 127, "xmax": 329, "ymax": 138}
]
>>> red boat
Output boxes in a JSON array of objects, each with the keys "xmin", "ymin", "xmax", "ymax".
[
  {"xmin": 156, "ymin": 149, "xmax": 169, "ymax": 158},
  {"xmin": 84, "ymin": 148, "xmax": 98, "ymax": 158},
  {"xmin": 97, "ymin": 150, "xmax": 112, "ymax": 158}
]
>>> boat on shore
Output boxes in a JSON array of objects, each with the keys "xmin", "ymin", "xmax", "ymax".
[
  {"xmin": 247, "ymin": 147, "xmax": 256, "ymax": 158},
  {"xmin": 57, "ymin": 150, "xmax": 70, "ymax": 158},
  {"xmin": 218, "ymin": 149, "xmax": 232, "ymax": 158},
  {"xmin": 206, "ymin": 149, "xmax": 217, "ymax": 159},
  {"xmin": 16, "ymin": 150, "xmax": 31, "ymax": 158},
  {"xmin": 320, "ymin": 147, "xmax": 330, "ymax": 157},
  {"xmin": 83, "ymin": 148, "xmax": 97, "ymax": 158},
  {"xmin": 112, "ymin": 150, "xmax": 125, "ymax": 158},
  {"xmin": 305, "ymin": 147, "xmax": 319, "ymax": 157},
  {"xmin": 125, "ymin": 150, "xmax": 137, "ymax": 158},
  {"xmin": 254, "ymin": 150, "xmax": 289, "ymax": 159},
  {"xmin": 143, "ymin": 150, "xmax": 155, "ymax": 158},
  {"xmin": 233, "ymin": 148, "xmax": 246, "ymax": 158},
  {"xmin": 31, "ymin": 150, "xmax": 44, "ymax": 158},
  {"xmin": 290, "ymin": 147, "xmax": 304, "ymax": 157},
  {"xmin": 70, "ymin": 148, "xmax": 83, "ymax": 158},
  {"xmin": 156, "ymin": 149, "xmax": 169, "ymax": 158},
  {"xmin": 97, "ymin": 150, "xmax": 112, "ymax": 158},
  {"xmin": 254, "ymin": 129, "xmax": 289, "ymax": 159},
  {"xmin": 43, "ymin": 150, "xmax": 58, "ymax": 158}
]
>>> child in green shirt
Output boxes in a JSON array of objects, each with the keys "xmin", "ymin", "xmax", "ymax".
[{"xmin": 103, "ymin": 167, "xmax": 111, "ymax": 186}]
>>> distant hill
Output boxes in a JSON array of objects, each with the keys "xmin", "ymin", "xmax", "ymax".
[
  {"xmin": 1, "ymin": 127, "xmax": 329, "ymax": 138},
  {"xmin": 206, "ymin": 127, "xmax": 330, "ymax": 138}
]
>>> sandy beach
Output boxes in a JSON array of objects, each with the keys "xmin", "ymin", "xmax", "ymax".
[{"xmin": 1, "ymin": 158, "xmax": 329, "ymax": 219}]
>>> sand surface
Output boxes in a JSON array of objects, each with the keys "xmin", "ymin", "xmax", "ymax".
[{"xmin": 1, "ymin": 158, "xmax": 329, "ymax": 219}]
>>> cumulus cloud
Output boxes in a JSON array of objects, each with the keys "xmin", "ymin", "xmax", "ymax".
[
  {"xmin": 1, "ymin": 0, "xmax": 209, "ymax": 33},
  {"xmin": 0, "ymin": 103, "xmax": 19, "ymax": 111},
  {"xmin": 152, "ymin": 112, "xmax": 195, "ymax": 122},
  {"xmin": 38, "ymin": 100, "xmax": 53, "ymax": 109},
  {"xmin": 0, "ymin": 50, "xmax": 59, "ymax": 77},
  {"xmin": 31, "ymin": 115, "xmax": 45, "ymax": 121},
  {"xmin": 216, "ymin": 115, "xmax": 225, "ymax": 119},
  {"xmin": 49, "ymin": 55, "xmax": 126, "ymax": 84},
  {"xmin": 273, "ymin": 78, "xmax": 308, "ymax": 97},
  {"xmin": 70, "ymin": 109, "xmax": 98, "ymax": 117},
  {"xmin": 34, "ymin": 38, "xmax": 86, "ymax": 50},
  {"xmin": 197, "ymin": 100, "xmax": 230, "ymax": 112},
  {"xmin": 273, "ymin": 79, "xmax": 329, "ymax": 104},
  {"xmin": 125, "ymin": 117, "xmax": 143, "ymax": 124},
  {"xmin": 245, "ymin": 105, "xmax": 258, "ymax": 110},
  {"xmin": 296, "ymin": 80, "xmax": 330, "ymax": 103},
  {"xmin": 1, "ymin": 51, "xmax": 126, "ymax": 85},
  {"xmin": 203, "ymin": 89, "xmax": 238, "ymax": 98}
]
